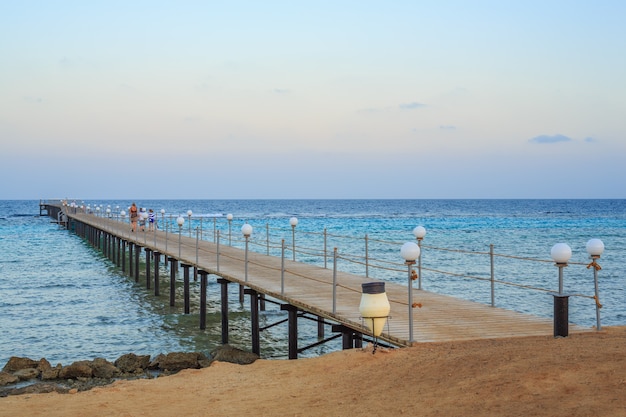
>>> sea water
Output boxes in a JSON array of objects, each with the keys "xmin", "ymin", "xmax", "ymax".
[{"xmin": 1, "ymin": 199, "xmax": 624, "ymax": 366}]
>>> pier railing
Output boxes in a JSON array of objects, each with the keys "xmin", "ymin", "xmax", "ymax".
[{"xmin": 68, "ymin": 205, "xmax": 603, "ymax": 329}]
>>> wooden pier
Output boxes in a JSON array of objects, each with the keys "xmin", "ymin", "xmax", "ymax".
[{"xmin": 43, "ymin": 202, "xmax": 587, "ymax": 358}]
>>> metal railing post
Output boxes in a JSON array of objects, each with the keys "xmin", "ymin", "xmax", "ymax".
[
  {"xmin": 332, "ymin": 247, "xmax": 338, "ymax": 314},
  {"xmin": 281, "ymin": 239, "xmax": 285, "ymax": 296},
  {"xmin": 490, "ymin": 244, "xmax": 495, "ymax": 307},
  {"xmin": 324, "ymin": 228, "xmax": 328, "ymax": 269},
  {"xmin": 365, "ymin": 234, "xmax": 369, "ymax": 278}
]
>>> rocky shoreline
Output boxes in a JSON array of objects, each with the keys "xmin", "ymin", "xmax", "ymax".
[{"xmin": 0, "ymin": 345, "xmax": 259, "ymax": 397}]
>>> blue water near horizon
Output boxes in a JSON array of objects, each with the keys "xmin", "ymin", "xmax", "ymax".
[{"xmin": 1, "ymin": 199, "xmax": 625, "ymax": 367}]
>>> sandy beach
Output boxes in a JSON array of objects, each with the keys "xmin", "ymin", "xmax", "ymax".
[{"xmin": 1, "ymin": 327, "xmax": 625, "ymax": 416}]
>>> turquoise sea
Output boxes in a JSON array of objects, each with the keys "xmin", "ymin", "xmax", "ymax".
[{"xmin": 1, "ymin": 199, "xmax": 625, "ymax": 366}]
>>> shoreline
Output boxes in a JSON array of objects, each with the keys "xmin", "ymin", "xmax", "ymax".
[{"xmin": 1, "ymin": 327, "xmax": 625, "ymax": 416}]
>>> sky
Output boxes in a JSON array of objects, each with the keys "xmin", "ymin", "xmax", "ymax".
[{"xmin": 1, "ymin": 1, "xmax": 625, "ymax": 199}]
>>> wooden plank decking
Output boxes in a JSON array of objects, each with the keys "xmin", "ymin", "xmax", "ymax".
[{"xmin": 63, "ymin": 209, "xmax": 588, "ymax": 347}]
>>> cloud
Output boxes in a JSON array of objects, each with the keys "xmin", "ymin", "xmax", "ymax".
[
  {"xmin": 399, "ymin": 102, "xmax": 425, "ymax": 110},
  {"xmin": 23, "ymin": 96, "xmax": 43, "ymax": 104},
  {"xmin": 584, "ymin": 137, "xmax": 598, "ymax": 143},
  {"xmin": 358, "ymin": 107, "xmax": 381, "ymax": 114},
  {"xmin": 439, "ymin": 125, "xmax": 456, "ymax": 130},
  {"xmin": 358, "ymin": 101, "xmax": 426, "ymax": 114},
  {"xmin": 529, "ymin": 134, "xmax": 573, "ymax": 144}
]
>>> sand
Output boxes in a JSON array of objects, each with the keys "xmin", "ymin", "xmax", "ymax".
[{"xmin": 1, "ymin": 327, "xmax": 625, "ymax": 417}]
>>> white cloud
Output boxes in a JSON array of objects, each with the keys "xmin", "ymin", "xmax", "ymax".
[
  {"xmin": 529, "ymin": 134, "xmax": 573, "ymax": 144},
  {"xmin": 399, "ymin": 102, "xmax": 425, "ymax": 110}
]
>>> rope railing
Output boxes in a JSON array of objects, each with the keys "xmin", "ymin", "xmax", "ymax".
[{"xmin": 77, "ymin": 208, "xmax": 603, "ymax": 328}]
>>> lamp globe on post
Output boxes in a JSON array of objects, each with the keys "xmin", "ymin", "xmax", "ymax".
[
  {"xmin": 586, "ymin": 238, "xmax": 605, "ymax": 331},
  {"xmin": 160, "ymin": 209, "xmax": 165, "ymax": 231},
  {"xmin": 176, "ymin": 215, "xmax": 185, "ymax": 257},
  {"xmin": 412, "ymin": 226, "xmax": 427, "ymax": 290},
  {"xmin": 550, "ymin": 243, "xmax": 572, "ymax": 337},
  {"xmin": 289, "ymin": 217, "xmax": 298, "ymax": 261},
  {"xmin": 227, "ymin": 214, "xmax": 233, "ymax": 245},
  {"xmin": 242, "ymin": 224, "xmax": 253, "ymax": 282},
  {"xmin": 187, "ymin": 210, "xmax": 193, "ymax": 237},
  {"xmin": 551, "ymin": 243, "xmax": 572, "ymax": 294},
  {"xmin": 401, "ymin": 241, "xmax": 421, "ymax": 344}
]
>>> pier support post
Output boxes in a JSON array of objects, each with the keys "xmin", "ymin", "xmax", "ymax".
[
  {"xmin": 116, "ymin": 237, "xmax": 121, "ymax": 267},
  {"xmin": 128, "ymin": 243, "xmax": 134, "ymax": 278},
  {"xmin": 145, "ymin": 248, "xmax": 152, "ymax": 290},
  {"xmin": 281, "ymin": 304, "xmax": 299, "ymax": 359},
  {"xmin": 245, "ymin": 289, "xmax": 261, "ymax": 355},
  {"xmin": 181, "ymin": 263, "xmax": 191, "ymax": 314},
  {"xmin": 198, "ymin": 269, "xmax": 208, "ymax": 330},
  {"xmin": 317, "ymin": 316, "xmax": 325, "ymax": 338},
  {"xmin": 332, "ymin": 325, "xmax": 360, "ymax": 350},
  {"xmin": 121, "ymin": 240, "xmax": 127, "ymax": 273},
  {"xmin": 169, "ymin": 258, "xmax": 178, "ymax": 306},
  {"xmin": 218, "ymin": 279, "xmax": 230, "ymax": 344},
  {"xmin": 134, "ymin": 244, "xmax": 141, "ymax": 283},
  {"xmin": 153, "ymin": 252, "xmax": 161, "ymax": 295}
]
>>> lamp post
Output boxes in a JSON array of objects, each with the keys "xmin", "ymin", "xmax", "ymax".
[
  {"xmin": 242, "ymin": 223, "xmax": 253, "ymax": 282},
  {"xmin": 187, "ymin": 210, "xmax": 193, "ymax": 237},
  {"xmin": 177, "ymin": 215, "xmax": 185, "ymax": 257},
  {"xmin": 586, "ymin": 238, "xmax": 605, "ymax": 330},
  {"xmin": 160, "ymin": 209, "xmax": 165, "ymax": 231},
  {"xmin": 412, "ymin": 226, "xmax": 426, "ymax": 290},
  {"xmin": 289, "ymin": 217, "xmax": 298, "ymax": 261},
  {"xmin": 401, "ymin": 241, "xmax": 420, "ymax": 343},
  {"xmin": 551, "ymin": 243, "xmax": 572, "ymax": 337},
  {"xmin": 227, "ymin": 214, "xmax": 233, "ymax": 245},
  {"xmin": 120, "ymin": 210, "xmax": 126, "ymax": 235}
]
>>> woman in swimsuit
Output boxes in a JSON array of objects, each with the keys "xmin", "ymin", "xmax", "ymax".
[{"xmin": 129, "ymin": 202, "xmax": 138, "ymax": 232}]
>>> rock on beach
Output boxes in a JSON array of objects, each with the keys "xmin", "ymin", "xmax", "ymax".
[{"xmin": 0, "ymin": 345, "xmax": 259, "ymax": 397}]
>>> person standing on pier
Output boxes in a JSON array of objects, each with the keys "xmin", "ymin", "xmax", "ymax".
[
  {"xmin": 129, "ymin": 202, "xmax": 138, "ymax": 232},
  {"xmin": 148, "ymin": 209, "xmax": 155, "ymax": 231},
  {"xmin": 139, "ymin": 208, "xmax": 146, "ymax": 232}
]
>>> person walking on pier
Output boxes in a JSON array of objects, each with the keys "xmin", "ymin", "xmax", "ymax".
[{"xmin": 129, "ymin": 202, "xmax": 138, "ymax": 232}]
